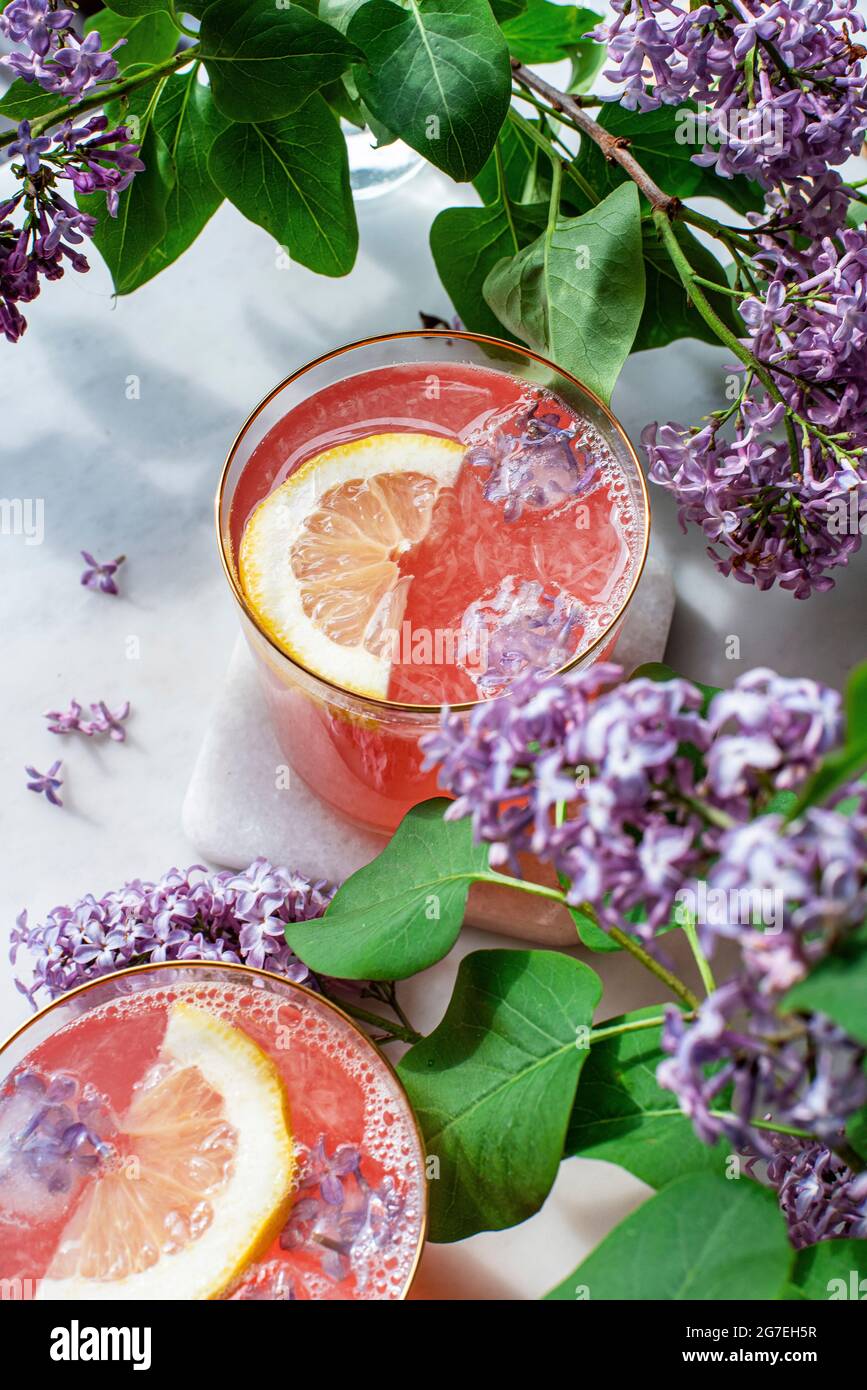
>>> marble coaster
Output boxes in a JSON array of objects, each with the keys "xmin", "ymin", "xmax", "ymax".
[{"xmin": 183, "ymin": 552, "xmax": 675, "ymax": 944}]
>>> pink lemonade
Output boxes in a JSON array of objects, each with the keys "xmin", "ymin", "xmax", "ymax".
[
  {"xmin": 0, "ymin": 968, "xmax": 426, "ymax": 1301},
  {"xmin": 223, "ymin": 347, "xmax": 647, "ymax": 830}
]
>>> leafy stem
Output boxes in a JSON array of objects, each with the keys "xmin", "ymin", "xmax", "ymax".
[
  {"xmin": 682, "ymin": 915, "xmax": 717, "ymax": 996},
  {"xmin": 317, "ymin": 987, "xmax": 423, "ymax": 1046},
  {"xmin": 0, "ymin": 46, "xmax": 199, "ymax": 147}
]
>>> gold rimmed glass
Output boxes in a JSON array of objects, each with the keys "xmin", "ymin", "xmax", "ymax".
[
  {"xmin": 217, "ymin": 330, "xmax": 650, "ymax": 832},
  {"xmin": 0, "ymin": 961, "xmax": 427, "ymax": 1301}
]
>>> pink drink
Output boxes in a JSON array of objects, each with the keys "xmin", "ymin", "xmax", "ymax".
[
  {"xmin": 0, "ymin": 966, "xmax": 426, "ymax": 1301},
  {"xmin": 220, "ymin": 336, "xmax": 648, "ymax": 829}
]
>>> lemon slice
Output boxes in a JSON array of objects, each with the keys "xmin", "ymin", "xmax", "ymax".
[
  {"xmin": 239, "ymin": 432, "xmax": 465, "ymax": 698},
  {"xmin": 37, "ymin": 1002, "xmax": 294, "ymax": 1301}
]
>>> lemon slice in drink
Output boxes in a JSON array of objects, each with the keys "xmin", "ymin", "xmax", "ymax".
[
  {"xmin": 37, "ymin": 1002, "xmax": 295, "ymax": 1301},
  {"xmin": 239, "ymin": 432, "xmax": 465, "ymax": 698}
]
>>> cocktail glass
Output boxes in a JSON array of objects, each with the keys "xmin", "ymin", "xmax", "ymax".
[
  {"xmin": 217, "ymin": 330, "xmax": 650, "ymax": 832},
  {"xmin": 0, "ymin": 961, "xmax": 427, "ymax": 1301}
]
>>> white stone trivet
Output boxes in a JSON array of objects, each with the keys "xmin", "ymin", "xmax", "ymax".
[{"xmin": 183, "ymin": 552, "xmax": 675, "ymax": 945}]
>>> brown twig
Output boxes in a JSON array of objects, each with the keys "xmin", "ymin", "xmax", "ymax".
[{"xmin": 511, "ymin": 59, "xmax": 679, "ymax": 214}]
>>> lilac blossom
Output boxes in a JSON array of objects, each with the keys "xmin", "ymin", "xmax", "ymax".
[
  {"xmin": 1, "ymin": 118, "xmax": 143, "ymax": 343},
  {"xmin": 658, "ymin": 986, "xmax": 867, "ymax": 1155},
  {"xmin": 643, "ymin": 219, "xmax": 867, "ymax": 597},
  {"xmin": 10, "ymin": 861, "xmax": 337, "ymax": 1006},
  {"xmin": 425, "ymin": 657, "xmax": 867, "ymax": 1241},
  {"xmin": 593, "ymin": 0, "xmax": 867, "ymax": 192},
  {"xmin": 24, "ymin": 758, "xmax": 63, "ymax": 806},
  {"xmin": 466, "ymin": 396, "xmax": 599, "ymax": 521},
  {"xmin": 423, "ymin": 662, "xmax": 845, "ymax": 935},
  {"xmin": 79, "ymin": 550, "xmax": 126, "ymax": 595},
  {"xmin": 0, "ymin": 1065, "xmax": 114, "ymax": 1196},
  {"xmin": 752, "ymin": 1137, "xmax": 867, "ymax": 1246},
  {"xmin": 45, "ymin": 698, "xmax": 130, "ymax": 741},
  {"xmin": 1, "ymin": 3, "xmax": 124, "ymax": 101},
  {"xmin": 281, "ymin": 1135, "xmax": 406, "ymax": 1288}
]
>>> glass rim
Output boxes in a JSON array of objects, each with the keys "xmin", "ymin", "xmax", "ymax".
[
  {"xmin": 0, "ymin": 957, "xmax": 429, "ymax": 1301},
  {"xmin": 216, "ymin": 328, "xmax": 652, "ymax": 715}
]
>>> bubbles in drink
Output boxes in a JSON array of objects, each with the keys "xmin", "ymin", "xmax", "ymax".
[{"xmin": 0, "ymin": 977, "xmax": 426, "ymax": 1301}]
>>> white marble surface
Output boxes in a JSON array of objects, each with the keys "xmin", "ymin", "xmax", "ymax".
[{"xmin": 2, "ymin": 75, "xmax": 867, "ymax": 1299}]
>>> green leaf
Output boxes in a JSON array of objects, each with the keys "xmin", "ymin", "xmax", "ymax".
[
  {"xmin": 348, "ymin": 0, "xmax": 511, "ymax": 182},
  {"xmin": 98, "ymin": 0, "xmax": 173, "ymax": 14},
  {"xmin": 208, "ymin": 95, "xmax": 357, "ymax": 277},
  {"xmin": 85, "ymin": 6, "xmax": 178, "ymax": 69},
  {"xmin": 398, "ymin": 949, "xmax": 602, "ymax": 1241},
  {"xmin": 792, "ymin": 1240, "xmax": 867, "ymax": 1300},
  {"xmin": 783, "ymin": 923, "xmax": 867, "ymax": 1047},
  {"xmin": 568, "ymin": 36, "xmax": 606, "ymax": 93},
  {"xmin": 789, "ymin": 661, "xmax": 867, "ymax": 816},
  {"xmin": 0, "ymin": 80, "xmax": 66, "ymax": 122},
  {"xmin": 574, "ymin": 102, "xmax": 764, "ymax": 218},
  {"xmin": 489, "ymin": 0, "xmax": 527, "ymax": 21},
  {"xmin": 77, "ymin": 85, "xmax": 174, "ymax": 296},
  {"xmin": 847, "ymin": 1100, "xmax": 867, "ymax": 1163},
  {"xmin": 431, "ymin": 198, "xmax": 547, "ymax": 338},
  {"xmin": 319, "ymin": 0, "xmax": 369, "ymax": 30},
  {"xmin": 565, "ymin": 1008, "xmax": 727, "ymax": 1184},
  {"xmin": 546, "ymin": 1172, "xmax": 792, "ymax": 1299},
  {"xmin": 502, "ymin": 0, "xmax": 601, "ymax": 65},
  {"xmin": 635, "ymin": 217, "xmax": 741, "ymax": 352},
  {"xmin": 135, "ymin": 68, "xmax": 229, "ymax": 286},
  {"xmin": 483, "ymin": 180, "xmax": 645, "ymax": 403},
  {"xmin": 284, "ymin": 800, "xmax": 488, "ymax": 979},
  {"xmin": 201, "ymin": 0, "xmax": 359, "ymax": 123},
  {"xmin": 473, "ymin": 120, "xmax": 538, "ymax": 206}
]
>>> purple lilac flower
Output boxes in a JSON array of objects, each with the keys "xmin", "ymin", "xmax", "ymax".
[
  {"xmin": 79, "ymin": 549, "xmax": 125, "ymax": 595},
  {"xmin": 280, "ymin": 1135, "xmax": 405, "ymax": 1289},
  {"xmin": 6, "ymin": 119, "xmax": 51, "ymax": 175},
  {"xmin": 10, "ymin": 861, "xmax": 337, "ymax": 1006},
  {"xmin": 24, "ymin": 758, "xmax": 63, "ymax": 806},
  {"xmin": 45, "ymin": 698, "xmax": 131, "ymax": 740},
  {"xmin": 644, "ymin": 220, "xmax": 867, "ymax": 596},
  {"xmin": 43, "ymin": 31, "xmax": 123, "ymax": 100},
  {"xmin": 1, "ymin": 116, "xmax": 143, "ymax": 343},
  {"xmin": 593, "ymin": 0, "xmax": 867, "ymax": 192},
  {"xmin": 1, "ymin": 4, "xmax": 125, "ymax": 101},
  {"xmin": 659, "ymin": 986, "xmax": 867, "ymax": 1155},
  {"xmin": 424, "ymin": 662, "xmax": 847, "ymax": 935},
  {"xmin": 0, "ymin": 1065, "xmax": 114, "ymax": 1196},
  {"xmin": 749, "ymin": 1136, "xmax": 867, "ymax": 1246},
  {"xmin": 460, "ymin": 578, "xmax": 584, "ymax": 697},
  {"xmin": 466, "ymin": 396, "xmax": 598, "ymax": 521},
  {"xmin": 0, "ymin": 1, "xmax": 74, "ymax": 57}
]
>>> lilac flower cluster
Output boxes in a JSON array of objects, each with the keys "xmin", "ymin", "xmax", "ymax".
[
  {"xmin": 1, "ymin": 116, "xmax": 143, "ymax": 341},
  {"xmin": 659, "ymin": 985, "xmax": 867, "ymax": 1155},
  {"xmin": 1, "ymin": 1, "xmax": 124, "ymax": 100},
  {"xmin": 466, "ymin": 396, "xmax": 598, "ymax": 522},
  {"xmin": 644, "ymin": 221, "xmax": 867, "ymax": 597},
  {"xmin": 424, "ymin": 660, "xmax": 867, "ymax": 1242},
  {"xmin": 45, "ymin": 698, "xmax": 130, "ymax": 740},
  {"xmin": 0, "ymin": 1066, "xmax": 113, "ymax": 1196},
  {"xmin": 593, "ymin": 0, "xmax": 867, "ymax": 192},
  {"xmin": 10, "ymin": 860, "xmax": 336, "ymax": 1006},
  {"xmin": 280, "ymin": 1135, "xmax": 406, "ymax": 1288},
  {"xmin": 752, "ymin": 1135, "xmax": 867, "ymax": 1246},
  {"xmin": 423, "ymin": 661, "xmax": 844, "ymax": 935}
]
